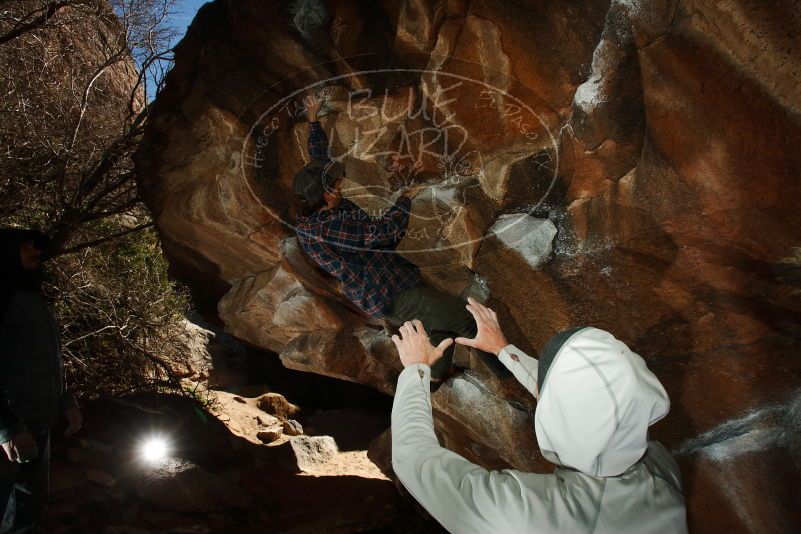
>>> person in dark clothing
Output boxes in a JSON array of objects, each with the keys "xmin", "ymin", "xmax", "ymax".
[
  {"xmin": 293, "ymin": 92, "xmax": 477, "ymax": 381},
  {"xmin": 0, "ymin": 228, "xmax": 82, "ymax": 534}
]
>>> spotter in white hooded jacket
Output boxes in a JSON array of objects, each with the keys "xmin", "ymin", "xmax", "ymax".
[{"xmin": 391, "ymin": 326, "xmax": 688, "ymax": 534}]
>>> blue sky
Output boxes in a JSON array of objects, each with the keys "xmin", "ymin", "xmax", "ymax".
[
  {"xmin": 142, "ymin": 0, "xmax": 207, "ymax": 98},
  {"xmin": 170, "ymin": 0, "xmax": 208, "ymax": 43}
]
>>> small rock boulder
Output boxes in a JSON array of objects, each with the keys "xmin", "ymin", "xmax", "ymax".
[
  {"xmin": 282, "ymin": 419, "xmax": 304, "ymax": 436},
  {"xmin": 256, "ymin": 393, "xmax": 299, "ymax": 420},
  {"xmin": 256, "ymin": 429, "xmax": 283, "ymax": 444},
  {"xmin": 275, "ymin": 436, "xmax": 338, "ymax": 473}
]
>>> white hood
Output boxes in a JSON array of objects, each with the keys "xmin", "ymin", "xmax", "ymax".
[{"xmin": 534, "ymin": 327, "xmax": 670, "ymax": 477}]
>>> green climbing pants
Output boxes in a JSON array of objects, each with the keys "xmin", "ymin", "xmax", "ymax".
[{"xmin": 385, "ymin": 283, "xmax": 478, "ymax": 379}]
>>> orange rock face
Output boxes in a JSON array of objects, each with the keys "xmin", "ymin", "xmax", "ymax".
[{"xmin": 135, "ymin": 1, "xmax": 801, "ymax": 531}]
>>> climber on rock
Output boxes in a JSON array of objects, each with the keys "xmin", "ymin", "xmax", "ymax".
[
  {"xmin": 389, "ymin": 298, "xmax": 688, "ymax": 534},
  {"xmin": 293, "ymin": 91, "xmax": 477, "ymax": 382}
]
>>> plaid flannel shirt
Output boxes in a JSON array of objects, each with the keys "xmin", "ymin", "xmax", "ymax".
[{"xmin": 296, "ymin": 121, "xmax": 421, "ymax": 318}]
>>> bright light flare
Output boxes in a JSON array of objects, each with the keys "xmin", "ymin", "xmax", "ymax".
[{"xmin": 140, "ymin": 436, "xmax": 169, "ymax": 464}]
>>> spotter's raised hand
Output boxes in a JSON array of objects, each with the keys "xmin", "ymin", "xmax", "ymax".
[
  {"xmin": 391, "ymin": 319, "xmax": 454, "ymax": 368},
  {"xmin": 454, "ymin": 297, "xmax": 509, "ymax": 356}
]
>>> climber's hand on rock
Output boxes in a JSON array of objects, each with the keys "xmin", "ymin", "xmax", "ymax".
[
  {"xmin": 392, "ymin": 319, "xmax": 454, "ymax": 368},
  {"xmin": 1, "ymin": 431, "xmax": 38, "ymax": 463},
  {"xmin": 455, "ymin": 297, "xmax": 509, "ymax": 356},
  {"xmin": 304, "ymin": 92, "xmax": 323, "ymax": 121}
]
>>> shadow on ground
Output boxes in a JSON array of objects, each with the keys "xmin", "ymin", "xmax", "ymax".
[{"xmin": 43, "ymin": 393, "xmax": 445, "ymax": 534}]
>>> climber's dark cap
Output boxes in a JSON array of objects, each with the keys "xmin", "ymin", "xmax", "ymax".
[{"xmin": 293, "ymin": 159, "xmax": 345, "ymax": 205}]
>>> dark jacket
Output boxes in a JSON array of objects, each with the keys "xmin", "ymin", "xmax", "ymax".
[
  {"xmin": 0, "ymin": 228, "xmax": 75, "ymax": 443},
  {"xmin": 0, "ymin": 289, "xmax": 75, "ymax": 442}
]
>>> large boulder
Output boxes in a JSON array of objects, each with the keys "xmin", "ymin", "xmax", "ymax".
[
  {"xmin": 135, "ymin": 1, "xmax": 801, "ymax": 531},
  {"xmin": 279, "ymin": 326, "xmax": 402, "ymax": 395}
]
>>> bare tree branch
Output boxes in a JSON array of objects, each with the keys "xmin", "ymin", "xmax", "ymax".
[
  {"xmin": 56, "ymin": 220, "xmax": 153, "ymax": 255},
  {"xmin": 0, "ymin": 0, "xmax": 88, "ymax": 45},
  {"xmin": 2, "ymin": 1, "xmax": 191, "ymax": 399}
]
